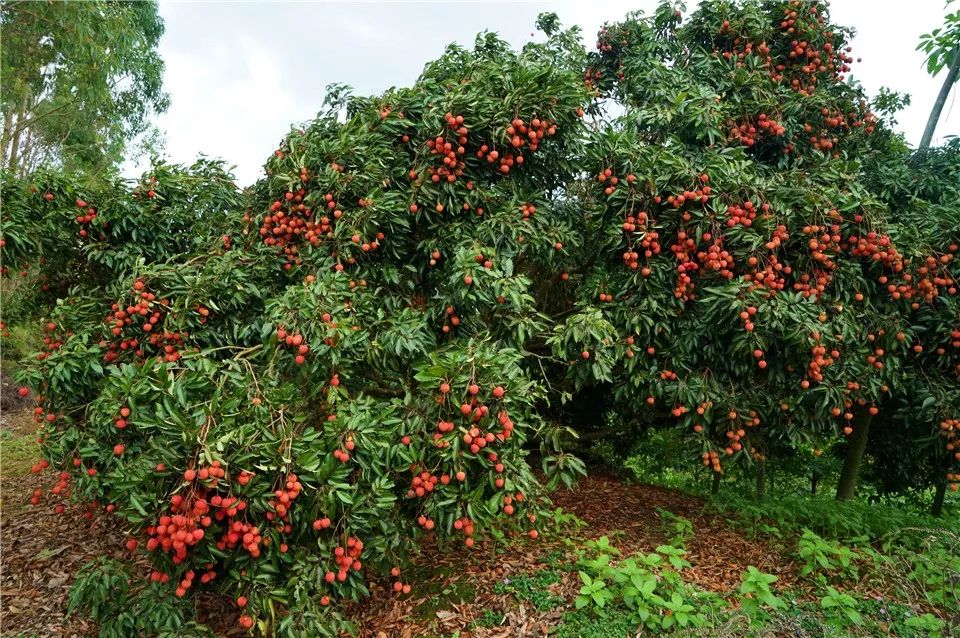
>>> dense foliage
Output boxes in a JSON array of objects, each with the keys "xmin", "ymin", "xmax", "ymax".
[
  {"xmin": 556, "ymin": 0, "xmax": 959, "ymax": 505},
  {"xmin": 2, "ymin": 1, "xmax": 958, "ymax": 635}
]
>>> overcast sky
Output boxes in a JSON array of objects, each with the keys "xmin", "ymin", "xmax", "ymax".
[{"xmin": 139, "ymin": 0, "xmax": 959, "ymax": 186}]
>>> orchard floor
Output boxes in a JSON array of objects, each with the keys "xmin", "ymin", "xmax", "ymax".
[
  {"xmin": 0, "ymin": 400, "xmax": 807, "ymax": 638},
  {"xmin": 348, "ymin": 478, "xmax": 802, "ymax": 638}
]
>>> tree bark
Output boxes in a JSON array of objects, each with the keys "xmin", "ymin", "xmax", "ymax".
[
  {"xmin": 920, "ymin": 47, "xmax": 960, "ymax": 150},
  {"xmin": 932, "ymin": 454, "xmax": 950, "ymax": 517},
  {"xmin": 811, "ymin": 471, "xmax": 819, "ymax": 495},
  {"xmin": 755, "ymin": 459, "xmax": 766, "ymax": 501},
  {"xmin": 23, "ymin": 142, "xmax": 42, "ymax": 175},
  {"xmin": 711, "ymin": 472, "xmax": 721, "ymax": 494},
  {"xmin": 358, "ymin": 386, "xmax": 403, "ymax": 398},
  {"xmin": 6, "ymin": 95, "xmax": 28, "ymax": 174},
  {"xmin": 0, "ymin": 107, "xmax": 14, "ymax": 169},
  {"xmin": 575, "ymin": 425, "xmax": 629, "ymax": 442},
  {"xmin": 836, "ymin": 408, "xmax": 872, "ymax": 501},
  {"xmin": 18, "ymin": 127, "xmax": 34, "ymax": 178},
  {"xmin": 932, "ymin": 480, "xmax": 947, "ymax": 517}
]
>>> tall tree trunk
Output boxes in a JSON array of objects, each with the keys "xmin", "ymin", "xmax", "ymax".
[
  {"xmin": 932, "ymin": 454, "xmax": 950, "ymax": 517},
  {"xmin": 755, "ymin": 459, "xmax": 766, "ymax": 501},
  {"xmin": 711, "ymin": 472, "xmax": 721, "ymax": 494},
  {"xmin": 920, "ymin": 47, "xmax": 960, "ymax": 150},
  {"xmin": 1, "ymin": 107, "xmax": 14, "ymax": 169},
  {"xmin": 6, "ymin": 96, "xmax": 28, "ymax": 174},
  {"xmin": 932, "ymin": 480, "xmax": 947, "ymax": 517},
  {"xmin": 811, "ymin": 471, "xmax": 819, "ymax": 495},
  {"xmin": 18, "ymin": 128, "xmax": 34, "ymax": 179},
  {"xmin": 836, "ymin": 408, "xmax": 872, "ymax": 501}
]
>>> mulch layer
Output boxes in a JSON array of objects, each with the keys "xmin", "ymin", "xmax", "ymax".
[
  {"xmin": 350, "ymin": 475, "xmax": 801, "ymax": 637},
  {"xmin": 551, "ymin": 476, "xmax": 799, "ymax": 592}
]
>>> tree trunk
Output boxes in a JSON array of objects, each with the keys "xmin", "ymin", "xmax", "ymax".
[
  {"xmin": 6, "ymin": 96, "xmax": 28, "ymax": 174},
  {"xmin": 18, "ymin": 127, "xmax": 34, "ymax": 179},
  {"xmin": 23, "ymin": 143, "xmax": 42, "ymax": 175},
  {"xmin": 811, "ymin": 471, "xmax": 819, "ymax": 495},
  {"xmin": 0, "ymin": 107, "xmax": 14, "ymax": 169},
  {"xmin": 932, "ymin": 454, "xmax": 950, "ymax": 517},
  {"xmin": 755, "ymin": 459, "xmax": 766, "ymax": 501},
  {"xmin": 932, "ymin": 480, "xmax": 947, "ymax": 517},
  {"xmin": 920, "ymin": 47, "xmax": 960, "ymax": 150},
  {"xmin": 575, "ymin": 425, "xmax": 628, "ymax": 442},
  {"xmin": 836, "ymin": 408, "xmax": 872, "ymax": 501},
  {"xmin": 711, "ymin": 472, "xmax": 721, "ymax": 494}
]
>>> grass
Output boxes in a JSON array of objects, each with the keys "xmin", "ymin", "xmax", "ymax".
[
  {"xmin": 473, "ymin": 486, "xmax": 957, "ymax": 638},
  {"xmin": 0, "ymin": 426, "xmax": 39, "ymax": 478},
  {"xmin": 0, "ymin": 321, "xmax": 42, "ymax": 362},
  {"xmin": 491, "ymin": 568, "xmax": 565, "ymax": 611},
  {"xmin": 487, "ymin": 559, "xmax": 956, "ymax": 638},
  {"xmin": 469, "ymin": 610, "xmax": 504, "ymax": 629},
  {"xmin": 406, "ymin": 565, "xmax": 479, "ymax": 624},
  {"xmin": 554, "ymin": 609, "xmax": 639, "ymax": 638}
]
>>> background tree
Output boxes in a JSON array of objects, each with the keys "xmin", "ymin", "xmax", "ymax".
[
  {"xmin": 917, "ymin": 1, "xmax": 960, "ymax": 149},
  {"xmin": 0, "ymin": 0, "xmax": 169, "ymax": 176},
  {"xmin": 862, "ymin": 136, "xmax": 960, "ymax": 513}
]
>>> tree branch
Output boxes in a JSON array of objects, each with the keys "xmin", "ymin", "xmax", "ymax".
[
  {"xmin": 920, "ymin": 47, "xmax": 960, "ymax": 149},
  {"xmin": 358, "ymin": 386, "xmax": 404, "ymax": 398},
  {"xmin": 574, "ymin": 425, "xmax": 631, "ymax": 442}
]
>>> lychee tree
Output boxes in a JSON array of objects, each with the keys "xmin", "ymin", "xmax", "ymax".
[
  {"xmin": 547, "ymin": 0, "xmax": 958, "ymax": 502},
  {"xmin": 0, "ymin": 158, "xmax": 243, "ymax": 334},
  {"xmin": 861, "ymin": 137, "xmax": 960, "ymax": 513},
  {"xmin": 14, "ymin": 24, "xmax": 594, "ymax": 637}
]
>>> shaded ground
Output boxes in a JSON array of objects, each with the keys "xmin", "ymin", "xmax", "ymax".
[
  {"xmin": 351, "ymin": 476, "xmax": 800, "ymax": 638},
  {"xmin": 550, "ymin": 476, "xmax": 799, "ymax": 592},
  {"xmin": 1, "ymin": 474, "xmax": 110, "ymax": 638},
  {"xmin": 0, "ymin": 367, "xmax": 32, "ymax": 415},
  {"xmin": 0, "ymin": 395, "xmax": 125, "ymax": 637},
  {"xmin": 0, "ymin": 412, "xmax": 113, "ymax": 637}
]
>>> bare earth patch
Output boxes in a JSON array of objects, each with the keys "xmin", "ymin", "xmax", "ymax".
[{"xmin": 550, "ymin": 475, "xmax": 800, "ymax": 592}]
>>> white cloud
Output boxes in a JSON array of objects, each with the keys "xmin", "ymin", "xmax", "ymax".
[
  {"xmin": 831, "ymin": 0, "xmax": 957, "ymax": 148},
  {"xmin": 140, "ymin": 37, "xmax": 301, "ymax": 184},
  {"xmin": 341, "ymin": 18, "xmax": 376, "ymax": 42}
]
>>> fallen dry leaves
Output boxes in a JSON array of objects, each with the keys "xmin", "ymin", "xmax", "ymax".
[
  {"xmin": 551, "ymin": 475, "xmax": 800, "ymax": 592},
  {"xmin": 1, "ymin": 473, "xmax": 119, "ymax": 637}
]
